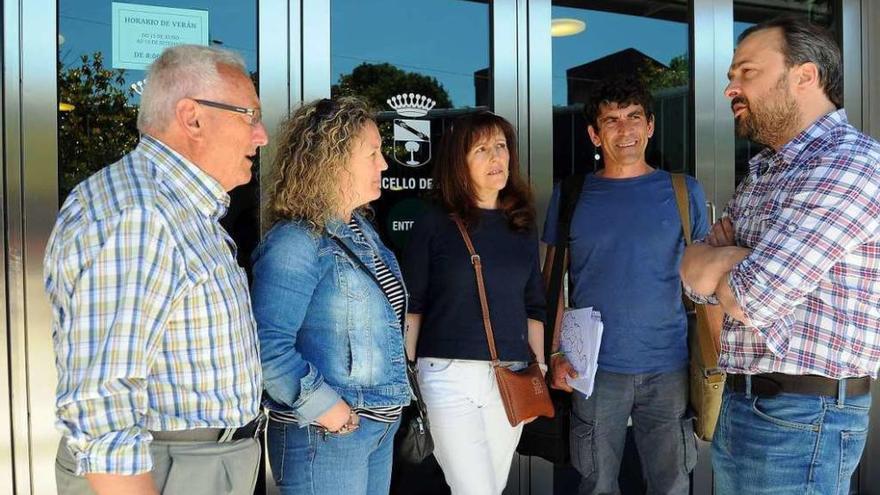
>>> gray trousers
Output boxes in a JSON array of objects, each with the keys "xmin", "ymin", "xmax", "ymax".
[
  {"xmin": 570, "ymin": 368, "xmax": 697, "ymax": 495},
  {"xmin": 55, "ymin": 436, "xmax": 261, "ymax": 495}
]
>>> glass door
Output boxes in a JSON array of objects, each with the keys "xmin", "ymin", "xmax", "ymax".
[
  {"xmin": 550, "ymin": 1, "xmax": 692, "ymax": 182},
  {"xmin": 57, "ymin": 0, "xmax": 262, "ymax": 271},
  {"xmin": 327, "ymin": 0, "xmax": 494, "ymax": 255}
]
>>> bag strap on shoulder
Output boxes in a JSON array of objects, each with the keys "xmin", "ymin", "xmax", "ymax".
[
  {"xmin": 670, "ymin": 174, "xmax": 719, "ymax": 365},
  {"xmin": 451, "ymin": 216, "xmax": 501, "ymax": 364},
  {"xmin": 544, "ymin": 173, "xmax": 586, "ymax": 363},
  {"xmin": 671, "ymin": 173, "xmax": 692, "ymax": 246}
]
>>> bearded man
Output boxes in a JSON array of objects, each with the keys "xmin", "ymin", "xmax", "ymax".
[{"xmin": 680, "ymin": 17, "xmax": 880, "ymax": 495}]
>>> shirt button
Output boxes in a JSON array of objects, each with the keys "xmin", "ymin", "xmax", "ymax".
[{"xmin": 786, "ymin": 223, "xmax": 797, "ymax": 233}]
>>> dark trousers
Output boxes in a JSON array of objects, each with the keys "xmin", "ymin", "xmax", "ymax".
[{"xmin": 570, "ymin": 368, "xmax": 696, "ymax": 495}]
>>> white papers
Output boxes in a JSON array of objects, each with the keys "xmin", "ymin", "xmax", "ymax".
[{"xmin": 559, "ymin": 307, "xmax": 603, "ymax": 398}]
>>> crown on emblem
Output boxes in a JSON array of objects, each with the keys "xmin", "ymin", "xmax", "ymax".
[{"xmin": 386, "ymin": 93, "xmax": 436, "ymax": 117}]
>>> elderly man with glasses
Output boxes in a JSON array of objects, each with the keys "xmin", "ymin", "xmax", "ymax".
[{"xmin": 46, "ymin": 44, "xmax": 269, "ymax": 495}]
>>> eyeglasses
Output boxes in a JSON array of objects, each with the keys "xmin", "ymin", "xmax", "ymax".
[{"xmin": 193, "ymin": 98, "xmax": 262, "ymax": 126}]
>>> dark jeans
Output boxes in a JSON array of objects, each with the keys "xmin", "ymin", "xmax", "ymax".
[
  {"xmin": 570, "ymin": 368, "xmax": 696, "ymax": 495},
  {"xmin": 713, "ymin": 382, "xmax": 871, "ymax": 495}
]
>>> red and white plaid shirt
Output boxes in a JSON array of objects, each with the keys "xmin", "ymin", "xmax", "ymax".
[{"xmin": 696, "ymin": 110, "xmax": 880, "ymax": 379}]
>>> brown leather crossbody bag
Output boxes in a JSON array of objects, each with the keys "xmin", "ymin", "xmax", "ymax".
[{"xmin": 452, "ymin": 216, "xmax": 555, "ymax": 427}]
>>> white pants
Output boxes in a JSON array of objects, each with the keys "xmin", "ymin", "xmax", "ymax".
[{"xmin": 417, "ymin": 358, "xmax": 524, "ymax": 495}]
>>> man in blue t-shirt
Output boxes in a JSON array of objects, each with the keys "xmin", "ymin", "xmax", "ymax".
[{"xmin": 544, "ymin": 75, "xmax": 708, "ymax": 495}]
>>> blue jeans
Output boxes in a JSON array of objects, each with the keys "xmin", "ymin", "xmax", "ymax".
[
  {"xmin": 267, "ymin": 417, "xmax": 401, "ymax": 495},
  {"xmin": 713, "ymin": 381, "xmax": 871, "ymax": 495},
  {"xmin": 570, "ymin": 368, "xmax": 696, "ymax": 495}
]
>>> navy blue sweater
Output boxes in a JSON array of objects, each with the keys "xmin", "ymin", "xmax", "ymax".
[{"xmin": 402, "ymin": 205, "xmax": 546, "ymax": 362}]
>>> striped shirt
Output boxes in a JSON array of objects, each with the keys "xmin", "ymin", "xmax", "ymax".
[
  {"xmin": 700, "ymin": 110, "xmax": 880, "ymax": 378},
  {"xmin": 44, "ymin": 136, "xmax": 262, "ymax": 475},
  {"xmin": 348, "ymin": 219, "xmax": 406, "ymax": 321},
  {"xmin": 347, "ymin": 219, "xmax": 404, "ymax": 422}
]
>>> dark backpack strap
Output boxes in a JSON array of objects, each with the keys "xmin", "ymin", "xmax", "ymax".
[{"xmin": 543, "ymin": 172, "xmax": 586, "ymax": 363}]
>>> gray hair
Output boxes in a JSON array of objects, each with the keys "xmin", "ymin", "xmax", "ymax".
[
  {"xmin": 137, "ymin": 44, "xmax": 248, "ymax": 132},
  {"xmin": 738, "ymin": 17, "xmax": 843, "ymax": 108}
]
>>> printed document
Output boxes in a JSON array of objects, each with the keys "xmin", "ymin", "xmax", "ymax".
[{"xmin": 559, "ymin": 307, "xmax": 603, "ymax": 398}]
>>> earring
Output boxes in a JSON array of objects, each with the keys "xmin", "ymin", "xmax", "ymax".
[{"xmin": 593, "ymin": 147, "xmax": 601, "ymax": 161}]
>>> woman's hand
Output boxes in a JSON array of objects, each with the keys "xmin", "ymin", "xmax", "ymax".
[{"xmin": 316, "ymin": 399, "xmax": 353, "ymax": 432}]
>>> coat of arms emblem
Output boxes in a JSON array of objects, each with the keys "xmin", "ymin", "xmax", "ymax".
[{"xmin": 387, "ymin": 93, "xmax": 436, "ymax": 168}]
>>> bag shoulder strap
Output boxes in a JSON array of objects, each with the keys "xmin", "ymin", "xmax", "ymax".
[
  {"xmin": 671, "ymin": 173, "xmax": 692, "ymax": 246},
  {"xmin": 451, "ymin": 216, "xmax": 500, "ymax": 364},
  {"xmin": 669, "ymin": 174, "xmax": 719, "ymax": 365},
  {"xmin": 544, "ymin": 173, "xmax": 585, "ymax": 362}
]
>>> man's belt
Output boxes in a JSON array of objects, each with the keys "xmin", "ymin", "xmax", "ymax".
[
  {"xmin": 727, "ymin": 373, "xmax": 871, "ymax": 398},
  {"xmin": 150, "ymin": 412, "xmax": 266, "ymax": 443}
]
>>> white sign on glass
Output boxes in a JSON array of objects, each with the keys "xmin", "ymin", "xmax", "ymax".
[{"xmin": 112, "ymin": 2, "xmax": 209, "ymax": 71}]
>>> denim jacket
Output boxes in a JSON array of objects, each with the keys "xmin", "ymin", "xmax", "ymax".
[{"xmin": 251, "ymin": 214, "xmax": 410, "ymax": 424}]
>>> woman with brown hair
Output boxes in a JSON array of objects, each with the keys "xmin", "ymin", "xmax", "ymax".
[
  {"xmin": 401, "ymin": 111, "xmax": 546, "ymax": 494},
  {"xmin": 251, "ymin": 97, "xmax": 410, "ymax": 495}
]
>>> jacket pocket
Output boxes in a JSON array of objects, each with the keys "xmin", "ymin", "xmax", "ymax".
[{"xmin": 332, "ymin": 252, "xmax": 370, "ymax": 301}]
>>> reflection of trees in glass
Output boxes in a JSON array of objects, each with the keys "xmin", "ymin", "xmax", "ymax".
[
  {"xmin": 641, "ymin": 54, "xmax": 688, "ymax": 91},
  {"xmin": 58, "ymin": 52, "xmax": 139, "ymax": 200},
  {"xmin": 332, "ymin": 62, "xmax": 452, "ymax": 111},
  {"xmin": 333, "ymin": 63, "xmax": 452, "ymax": 157}
]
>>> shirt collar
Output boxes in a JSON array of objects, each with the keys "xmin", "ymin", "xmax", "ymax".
[
  {"xmin": 325, "ymin": 213, "xmax": 375, "ymax": 247},
  {"xmin": 138, "ymin": 135, "xmax": 230, "ymax": 219},
  {"xmin": 748, "ymin": 109, "xmax": 848, "ymax": 176}
]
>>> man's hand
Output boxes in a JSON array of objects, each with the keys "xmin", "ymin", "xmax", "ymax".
[
  {"xmin": 707, "ymin": 217, "xmax": 736, "ymax": 247},
  {"xmin": 681, "ymin": 245, "xmax": 752, "ymax": 297},
  {"xmin": 316, "ymin": 399, "xmax": 352, "ymax": 432},
  {"xmin": 550, "ymin": 354, "xmax": 577, "ymax": 392},
  {"xmin": 681, "ymin": 244, "xmax": 727, "ymax": 295}
]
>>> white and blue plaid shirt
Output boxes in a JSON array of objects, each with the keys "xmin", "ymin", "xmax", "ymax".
[
  {"xmin": 45, "ymin": 135, "xmax": 262, "ymax": 475},
  {"xmin": 692, "ymin": 110, "xmax": 880, "ymax": 379}
]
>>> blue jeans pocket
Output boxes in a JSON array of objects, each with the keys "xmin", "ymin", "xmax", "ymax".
[
  {"xmin": 838, "ymin": 429, "xmax": 868, "ymax": 493},
  {"xmin": 570, "ymin": 414, "xmax": 596, "ymax": 479},
  {"xmin": 267, "ymin": 421, "xmax": 287, "ymax": 484},
  {"xmin": 750, "ymin": 395, "xmax": 822, "ymax": 432}
]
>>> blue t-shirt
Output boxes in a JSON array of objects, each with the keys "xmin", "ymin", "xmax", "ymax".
[{"xmin": 542, "ymin": 170, "xmax": 708, "ymax": 374}]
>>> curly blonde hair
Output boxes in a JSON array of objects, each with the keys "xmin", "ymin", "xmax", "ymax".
[{"xmin": 267, "ymin": 97, "xmax": 375, "ymax": 230}]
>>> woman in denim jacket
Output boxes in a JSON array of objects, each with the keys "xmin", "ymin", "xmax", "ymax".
[{"xmin": 251, "ymin": 97, "xmax": 410, "ymax": 495}]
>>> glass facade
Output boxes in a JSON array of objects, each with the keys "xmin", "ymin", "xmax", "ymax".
[
  {"xmin": 330, "ymin": 0, "xmax": 491, "ymax": 253},
  {"xmin": 0, "ymin": 1, "xmax": 877, "ymax": 493},
  {"xmin": 551, "ymin": 1, "xmax": 691, "ymax": 182},
  {"xmin": 57, "ymin": 0, "xmax": 260, "ymax": 269},
  {"xmin": 731, "ymin": 0, "xmax": 837, "ymax": 185}
]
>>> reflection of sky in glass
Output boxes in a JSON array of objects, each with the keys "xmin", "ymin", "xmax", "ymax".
[
  {"xmin": 331, "ymin": 0, "xmax": 489, "ymax": 109},
  {"xmin": 59, "ymin": 0, "xmax": 258, "ymax": 105},
  {"xmin": 551, "ymin": 6, "xmax": 688, "ymax": 106},
  {"xmin": 733, "ymin": 22, "xmax": 753, "ymax": 42}
]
